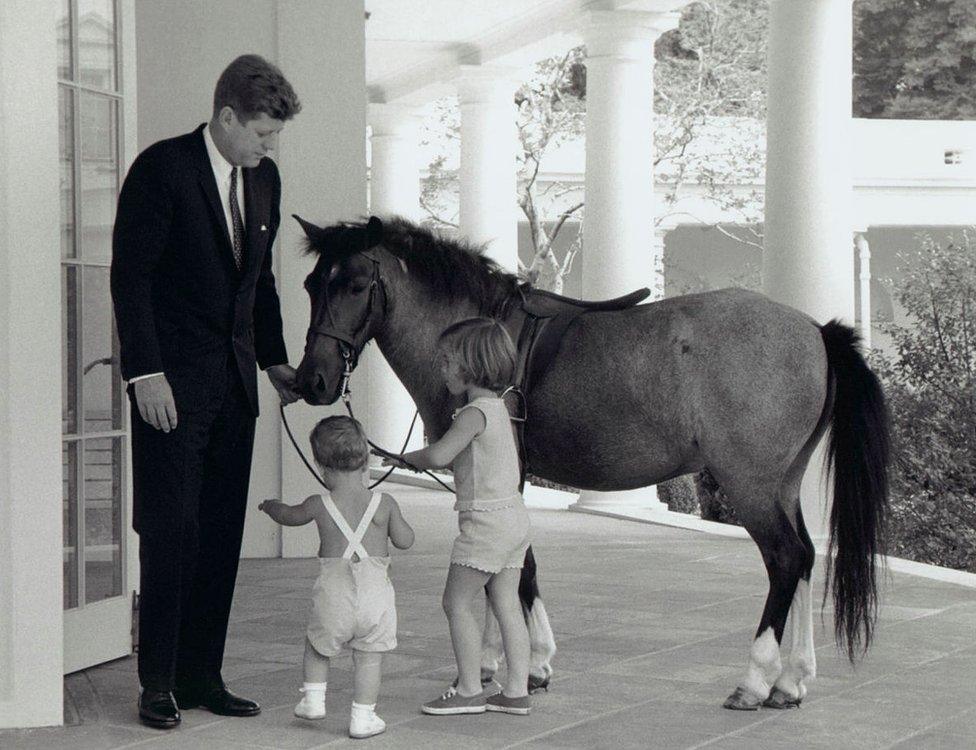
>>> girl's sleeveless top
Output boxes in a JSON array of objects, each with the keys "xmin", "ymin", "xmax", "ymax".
[{"xmin": 451, "ymin": 396, "xmax": 523, "ymax": 512}]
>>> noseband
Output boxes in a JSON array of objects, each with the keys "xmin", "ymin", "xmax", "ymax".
[{"xmin": 305, "ymin": 251, "xmax": 386, "ymax": 399}]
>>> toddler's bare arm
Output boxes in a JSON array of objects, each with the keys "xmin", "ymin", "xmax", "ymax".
[
  {"xmin": 385, "ymin": 495, "xmax": 415, "ymax": 550},
  {"xmin": 258, "ymin": 495, "xmax": 318, "ymax": 526}
]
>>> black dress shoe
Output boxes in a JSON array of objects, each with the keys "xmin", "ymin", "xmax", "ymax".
[
  {"xmin": 172, "ymin": 686, "xmax": 201, "ymax": 710},
  {"xmin": 138, "ymin": 689, "xmax": 181, "ymax": 729},
  {"xmin": 197, "ymin": 685, "xmax": 261, "ymax": 717}
]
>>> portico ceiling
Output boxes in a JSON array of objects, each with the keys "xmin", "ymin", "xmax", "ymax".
[{"xmin": 364, "ymin": 0, "xmax": 688, "ymax": 104}]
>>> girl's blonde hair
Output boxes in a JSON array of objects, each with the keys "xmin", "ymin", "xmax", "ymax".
[
  {"xmin": 309, "ymin": 415, "xmax": 369, "ymax": 471},
  {"xmin": 438, "ymin": 317, "xmax": 516, "ymax": 392}
]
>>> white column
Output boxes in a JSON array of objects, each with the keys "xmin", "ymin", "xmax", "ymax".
[
  {"xmin": 457, "ymin": 65, "xmax": 520, "ymax": 271},
  {"xmin": 573, "ymin": 10, "xmax": 680, "ymax": 514},
  {"xmin": 369, "ymin": 103, "xmax": 422, "ymax": 221},
  {"xmin": 763, "ymin": 0, "xmax": 855, "ymax": 539},
  {"xmin": 650, "ymin": 220, "xmax": 676, "ymax": 299},
  {"xmin": 0, "ymin": 0, "xmax": 63, "ymax": 728},
  {"xmin": 366, "ymin": 103, "xmax": 424, "ymax": 461},
  {"xmin": 855, "ymin": 231, "xmax": 872, "ymax": 348},
  {"xmin": 580, "ymin": 10, "xmax": 679, "ymax": 299},
  {"xmin": 763, "ymin": 0, "xmax": 855, "ymax": 323}
]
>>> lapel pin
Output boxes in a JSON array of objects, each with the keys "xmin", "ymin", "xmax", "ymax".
[{"xmin": 260, "ymin": 224, "xmax": 267, "ymax": 232}]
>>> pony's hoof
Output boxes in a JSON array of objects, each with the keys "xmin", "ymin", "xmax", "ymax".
[
  {"xmin": 763, "ymin": 687, "xmax": 801, "ymax": 709},
  {"xmin": 527, "ymin": 674, "xmax": 550, "ymax": 694},
  {"xmin": 723, "ymin": 687, "xmax": 763, "ymax": 711}
]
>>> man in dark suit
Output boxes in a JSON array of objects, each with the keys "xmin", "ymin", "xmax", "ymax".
[{"xmin": 111, "ymin": 55, "xmax": 302, "ymax": 729}]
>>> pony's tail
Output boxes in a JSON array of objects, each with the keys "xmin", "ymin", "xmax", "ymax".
[{"xmin": 820, "ymin": 320, "xmax": 890, "ymax": 662}]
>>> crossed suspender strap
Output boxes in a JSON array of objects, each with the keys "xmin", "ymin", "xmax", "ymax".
[{"xmin": 321, "ymin": 492, "xmax": 383, "ymax": 560}]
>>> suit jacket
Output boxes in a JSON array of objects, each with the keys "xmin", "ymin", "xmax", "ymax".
[{"xmin": 111, "ymin": 124, "xmax": 288, "ymax": 416}]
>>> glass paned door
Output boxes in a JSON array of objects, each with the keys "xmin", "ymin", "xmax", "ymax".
[{"xmin": 59, "ymin": 0, "xmax": 132, "ymax": 674}]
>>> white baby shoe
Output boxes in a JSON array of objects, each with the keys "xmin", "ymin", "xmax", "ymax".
[
  {"xmin": 294, "ymin": 684, "xmax": 326, "ymax": 720},
  {"xmin": 349, "ymin": 702, "xmax": 386, "ymax": 739}
]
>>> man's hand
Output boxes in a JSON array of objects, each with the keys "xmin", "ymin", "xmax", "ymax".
[
  {"xmin": 133, "ymin": 375, "xmax": 178, "ymax": 432},
  {"xmin": 258, "ymin": 499, "xmax": 278, "ymax": 514},
  {"xmin": 267, "ymin": 364, "xmax": 301, "ymax": 404}
]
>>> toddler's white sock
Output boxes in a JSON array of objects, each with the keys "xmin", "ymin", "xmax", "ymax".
[{"xmin": 294, "ymin": 682, "xmax": 327, "ymax": 720}]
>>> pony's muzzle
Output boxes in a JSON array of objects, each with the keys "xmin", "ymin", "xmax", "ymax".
[{"xmin": 297, "ymin": 363, "xmax": 332, "ymax": 405}]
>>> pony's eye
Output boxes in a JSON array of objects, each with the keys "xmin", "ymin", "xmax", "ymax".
[{"xmin": 350, "ymin": 283, "xmax": 368, "ymax": 295}]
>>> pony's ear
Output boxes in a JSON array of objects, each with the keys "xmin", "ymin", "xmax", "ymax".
[
  {"xmin": 365, "ymin": 216, "xmax": 383, "ymax": 247},
  {"xmin": 397, "ymin": 257, "xmax": 408, "ymax": 274},
  {"xmin": 292, "ymin": 214, "xmax": 326, "ymax": 242}
]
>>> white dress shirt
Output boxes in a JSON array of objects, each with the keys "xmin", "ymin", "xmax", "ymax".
[
  {"xmin": 203, "ymin": 121, "xmax": 246, "ymax": 235},
  {"xmin": 129, "ymin": 123, "xmax": 245, "ymax": 384}
]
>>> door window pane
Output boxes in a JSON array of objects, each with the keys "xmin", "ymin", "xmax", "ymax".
[
  {"xmin": 57, "ymin": 0, "xmax": 73, "ymax": 80},
  {"xmin": 63, "ymin": 267, "xmax": 79, "ymax": 435},
  {"xmin": 64, "ymin": 442, "xmax": 79, "ymax": 609},
  {"xmin": 78, "ymin": 0, "xmax": 117, "ymax": 91},
  {"xmin": 80, "ymin": 93, "xmax": 118, "ymax": 263},
  {"xmin": 84, "ymin": 437, "xmax": 123, "ymax": 603},
  {"xmin": 82, "ymin": 267, "xmax": 122, "ymax": 432},
  {"xmin": 59, "ymin": 87, "xmax": 76, "ymax": 259}
]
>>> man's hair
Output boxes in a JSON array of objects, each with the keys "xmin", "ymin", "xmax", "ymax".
[
  {"xmin": 213, "ymin": 54, "xmax": 301, "ymax": 122},
  {"xmin": 438, "ymin": 317, "xmax": 516, "ymax": 392},
  {"xmin": 310, "ymin": 416, "xmax": 369, "ymax": 472}
]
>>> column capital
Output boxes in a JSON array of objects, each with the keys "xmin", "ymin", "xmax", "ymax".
[
  {"xmin": 582, "ymin": 9, "xmax": 681, "ymax": 60},
  {"xmin": 455, "ymin": 64, "xmax": 522, "ymax": 105},
  {"xmin": 368, "ymin": 102, "xmax": 422, "ymax": 137}
]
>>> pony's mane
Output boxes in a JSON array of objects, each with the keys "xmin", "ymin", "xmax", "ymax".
[{"xmin": 306, "ymin": 217, "xmax": 524, "ymax": 318}]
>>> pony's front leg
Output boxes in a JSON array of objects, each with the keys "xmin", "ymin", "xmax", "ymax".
[
  {"xmin": 481, "ymin": 596, "xmax": 556, "ymax": 693},
  {"xmin": 766, "ymin": 577, "xmax": 816, "ymax": 708},
  {"xmin": 480, "ymin": 603, "xmax": 504, "ymax": 685},
  {"xmin": 526, "ymin": 596, "xmax": 556, "ymax": 692}
]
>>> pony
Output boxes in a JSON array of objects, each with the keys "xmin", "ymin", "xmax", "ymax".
[{"xmin": 292, "ymin": 214, "xmax": 889, "ymax": 710}]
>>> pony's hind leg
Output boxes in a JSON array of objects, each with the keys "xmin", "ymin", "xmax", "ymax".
[
  {"xmin": 724, "ymin": 502, "xmax": 807, "ymax": 711},
  {"xmin": 766, "ymin": 508, "xmax": 817, "ymax": 708}
]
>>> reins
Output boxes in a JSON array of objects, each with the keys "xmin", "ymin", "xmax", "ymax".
[
  {"xmin": 281, "ymin": 234, "xmax": 528, "ymax": 497},
  {"xmin": 279, "ymin": 344, "xmax": 457, "ymax": 496}
]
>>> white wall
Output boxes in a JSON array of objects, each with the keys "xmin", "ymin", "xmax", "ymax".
[
  {"xmin": 0, "ymin": 0, "xmax": 64, "ymax": 729},
  {"xmin": 276, "ymin": 0, "xmax": 369, "ymax": 558},
  {"xmin": 134, "ymin": 0, "xmax": 368, "ymax": 558}
]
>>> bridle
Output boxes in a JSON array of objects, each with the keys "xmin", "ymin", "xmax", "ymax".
[
  {"xmin": 284, "ymin": 248, "xmax": 455, "ymax": 494},
  {"xmin": 304, "ymin": 250, "xmax": 386, "ymax": 401}
]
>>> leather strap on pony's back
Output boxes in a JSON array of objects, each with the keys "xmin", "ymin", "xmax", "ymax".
[
  {"xmin": 504, "ymin": 308, "xmax": 590, "ymax": 492},
  {"xmin": 504, "ymin": 286, "xmax": 650, "ymax": 491}
]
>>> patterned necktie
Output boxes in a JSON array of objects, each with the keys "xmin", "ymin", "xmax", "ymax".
[{"xmin": 228, "ymin": 166, "xmax": 244, "ymax": 270}]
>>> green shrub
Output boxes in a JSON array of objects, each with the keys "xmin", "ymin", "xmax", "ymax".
[
  {"xmin": 872, "ymin": 231, "xmax": 976, "ymax": 572},
  {"xmin": 658, "ymin": 475, "xmax": 700, "ymax": 515},
  {"xmin": 693, "ymin": 469, "xmax": 742, "ymax": 525}
]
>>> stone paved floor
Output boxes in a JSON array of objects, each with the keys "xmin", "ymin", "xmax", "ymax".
[{"xmin": 5, "ymin": 484, "xmax": 976, "ymax": 749}]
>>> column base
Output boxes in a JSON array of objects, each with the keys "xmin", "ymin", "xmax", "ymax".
[
  {"xmin": 571, "ymin": 487, "xmax": 666, "ymax": 512},
  {"xmin": 570, "ymin": 488, "xmax": 748, "ymax": 538}
]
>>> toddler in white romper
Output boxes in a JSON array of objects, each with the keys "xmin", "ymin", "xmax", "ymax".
[{"xmin": 259, "ymin": 415, "xmax": 414, "ymax": 739}]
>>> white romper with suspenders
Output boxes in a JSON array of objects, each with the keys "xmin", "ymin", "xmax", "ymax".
[{"xmin": 306, "ymin": 493, "xmax": 398, "ymax": 657}]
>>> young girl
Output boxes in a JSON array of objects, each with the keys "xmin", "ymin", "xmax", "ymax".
[{"xmin": 383, "ymin": 317, "xmax": 532, "ymax": 716}]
